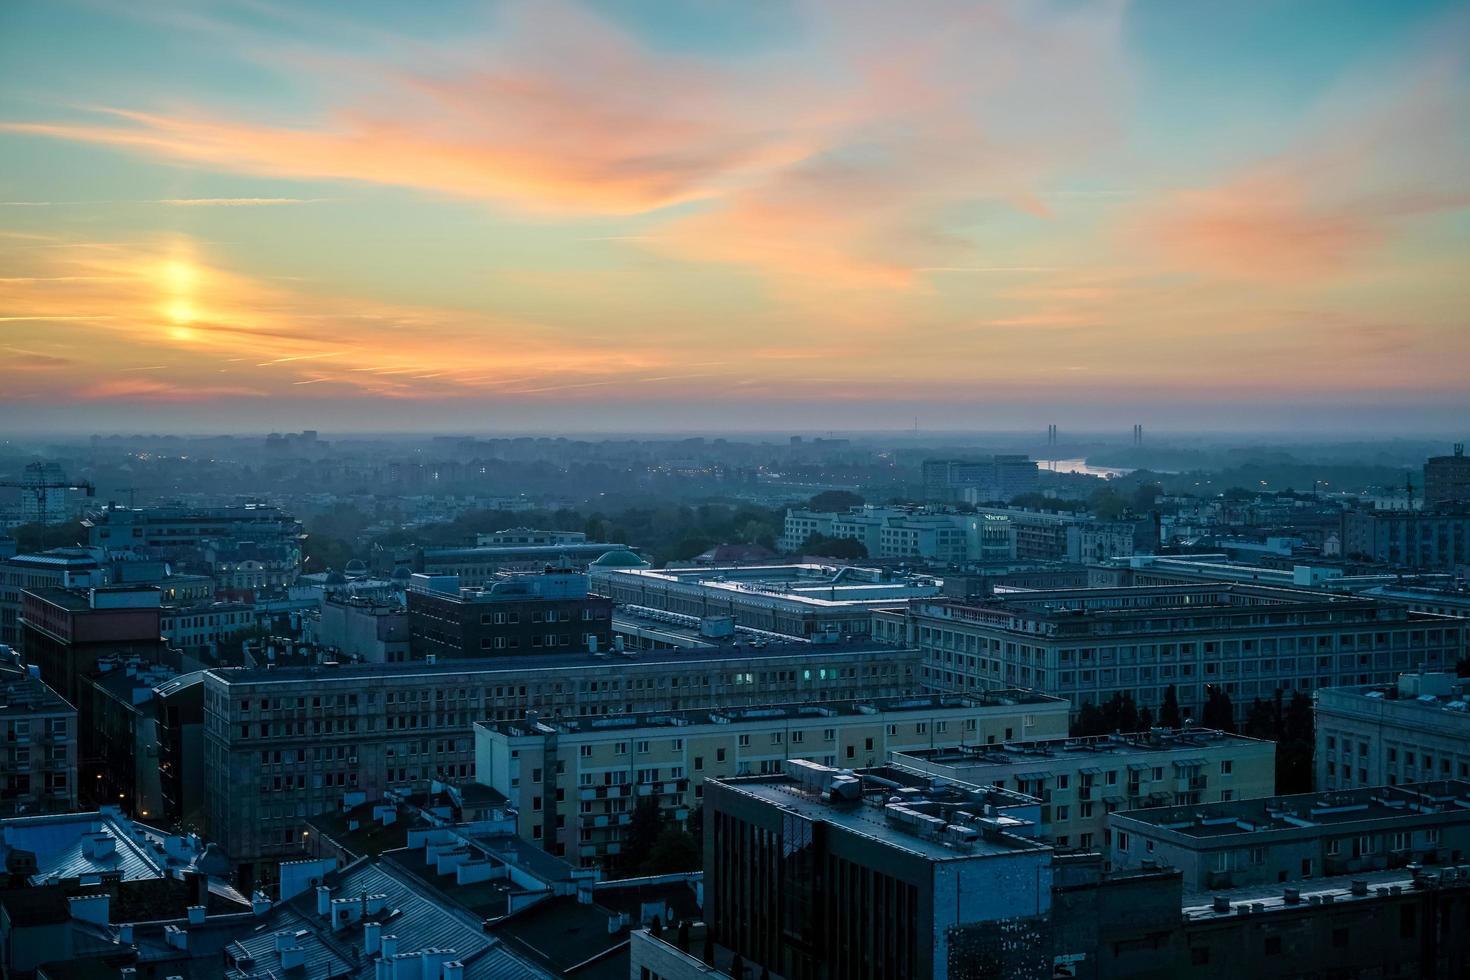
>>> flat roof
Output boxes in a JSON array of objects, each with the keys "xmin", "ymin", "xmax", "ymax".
[
  {"xmin": 206, "ymin": 639, "xmax": 915, "ymax": 686},
  {"xmin": 596, "ymin": 563, "xmax": 943, "ymax": 608},
  {"xmin": 895, "ymin": 728, "xmax": 1269, "ymax": 770},
  {"xmin": 482, "ymin": 690, "xmax": 1063, "ymax": 738},
  {"xmin": 1182, "ymin": 865, "xmax": 1470, "ymax": 922},
  {"xmin": 1115, "ymin": 780, "xmax": 1470, "ymax": 839},
  {"xmin": 714, "ymin": 765, "xmax": 1050, "ymax": 863}
]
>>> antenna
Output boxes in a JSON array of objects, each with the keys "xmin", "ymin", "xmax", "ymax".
[{"xmin": 1405, "ymin": 472, "xmax": 1414, "ymax": 510}]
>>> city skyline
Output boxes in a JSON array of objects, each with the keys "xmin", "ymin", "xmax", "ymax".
[{"xmin": 3, "ymin": 0, "xmax": 1469, "ymax": 433}]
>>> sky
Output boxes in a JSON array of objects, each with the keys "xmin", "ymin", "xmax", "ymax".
[{"xmin": 1, "ymin": 0, "xmax": 1468, "ymax": 434}]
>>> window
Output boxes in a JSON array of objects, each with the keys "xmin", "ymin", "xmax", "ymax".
[
  {"xmin": 1056, "ymin": 774, "xmax": 1069, "ymax": 790},
  {"xmin": 615, "ymin": 742, "xmax": 628, "ymax": 755},
  {"xmin": 716, "ymin": 748, "xmax": 726, "ymax": 762},
  {"xmin": 1116, "ymin": 832, "xmax": 1129, "ymax": 852},
  {"xmin": 823, "ymin": 728, "xmax": 836, "ymax": 742},
  {"xmin": 580, "ymin": 745, "xmax": 592, "ymax": 758},
  {"xmin": 636, "ymin": 740, "xmax": 649, "ymax": 754},
  {"xmin": 1219, "ymin": 760, "xmax": 1233, "ymax": 775},
  {"xmin": 738, "ymin": 734, "xmax": 750, "ymax": 747},
  {"xmin": 694, "ymin": 756, "xmax": 704, "ymax": 772}
]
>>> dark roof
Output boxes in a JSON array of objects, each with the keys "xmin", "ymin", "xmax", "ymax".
[{"xmin": 488, "ymin": 896, "xmax": 628, "ymax": 976}]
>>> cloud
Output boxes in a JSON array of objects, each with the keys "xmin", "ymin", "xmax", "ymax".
[
  {"xmin": 1, "ymin": 0, "xmax": 1129, "ymax": 284},
  {"xmin": 1129, "ymin": 29, "xmax": 1470, "ymax": 281}
]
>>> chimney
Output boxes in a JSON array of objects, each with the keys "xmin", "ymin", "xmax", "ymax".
[
  {"xmin": 380, "ymin": 935, "xmax": 400, "ymax": 960},
  {"xmin": 68, "ymin": 893, "xmax": 111, "ymax": 926},
  {"xmin": 187, "ymin": 905, "xmax": 206, "ymax": 926},
  {"xmin": 280, "ymin": 946, "xmax": 307, "ymax": 970},
  {"xmin": 364, "ymin": 921, "xmax": 382, "ymax": 957},
  {"xmin": 1212, "ymin": 896, "xmax": 1230, "ymax": 914},
  {"xmin": 118, "ymin": 924, "xmax": 134, "ymax": 945},
  {"xmin": 275, "ymin": 932, "xmax": 295, "ymax": 953},
  {"xmin": 164, "ymin": 925, "xmax": 188, "ymax": 951},
  {"xmin": 317, "ymin": 885, "xmax": 332, "ymax": 917},
  {"xmin": 442, "ymin": 963, "xmax": 464, "ymax": 980},
  {"xmin": 1351, "ymin": 879, "xmax": 1369, "ymax": 896},
  {"xmin": 83, "ymin": 832, "xmax": 116, "ymax": 860},
  {"xmin": 186, "ymin": 870, "xmax": 208, "ymax": 907},
  {"xmin": 252, "ymin": 891, "xmax": 272, "ymax": 916}
]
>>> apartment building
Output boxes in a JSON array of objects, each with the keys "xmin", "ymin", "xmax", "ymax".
[
  {"xmin": 1341, "ymin": 505, "xmax": 1470, "ymax": 570},
  {"xmin": 891, "ymin": 728, "xmax": 1275, "ymax": 850},
  {"xmin": 83, "ymin": 503, "xmax": 305, "ymax": 560},
  {"xmin": 473, "ymin": 690, "xmax": 1069, "ymax": 867},
  {"xmin": 1316, "ymin": 671, "xmax": 1470, "ymax": 791},
  {"xmin": 0, "ymin": 548, "xmax": 108, "ymax": 650},
  {"xmin": 416, "ymin": 540, "xmax": 629, "ymax": 587},
  {"xmin": 1110, "ymin": 780, "xmax": 1470, "ymax": 892},
  {"xmin": 875, "ymin": 583, "xmax": 1466, "ymax": 723},
  {"xmin": 159, "ymin": 601, "xmax": 254, "ymax": 655},
  {"xmin": 201, "ymin": 640, "xmax": 921, "ymax": 887},
  {"xmin": 0, "ymin": 648, "xmax": 77, "ymax": 816},
  {"xmin": 968, "ymin": 507, "xmax": 1156, "ymax": 564}
]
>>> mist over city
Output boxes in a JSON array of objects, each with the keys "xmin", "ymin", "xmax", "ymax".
[{"xmin": 2, "ymin": 1, "xmax": 1470, "ymax": 979}]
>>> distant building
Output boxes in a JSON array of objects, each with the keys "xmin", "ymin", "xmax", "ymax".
[
  {"xmin": 780, "ymin": 506, "xmax": 1013, "ymax": 563},
  {"xmin": 1425, "ymin": 444, "xmax": 1470, "ymax": 506},
  {"xmin": 591, "ymin": 561, "xmax": 942, "ymax": 639},
  {"xmin": 922, "ymin": 456, "xmax": 1039, "ymax": 504},
  {"xmin": 159, "ymin": 601, "xmax": 254, "ymax": 656},
  {"xmin": 705, "ymin": 761, "xmax": 1052, "ymax": 980},
  {"xmin": 1109, "ymin": 780, "xmax": 1470, "ymax": 892},
  {"xmin": 968, "ymin": 506, "xmax": 1155, "ymax": 564},
  {"xmin": 202, "ymin": 639, "xmax": 921, "ymax": 887},
  {"xmin": 891, "ymin": 728, "xmax": 1276, "ymax": 851},
  {"xmin": 475, "ymin": 527, "xmax": 587, "ymax": 547},
  {"xmin": 83, "ymin": 503, "xmax": 304, "ymax": 563},
  {"xmin": 474, "ymin": 690, "xmax": 1068, "ymax": 867},
  {"xmin": 416, "ymin": 539, "xmax": 630, "ymax": 588},
  {"xmin": 0, "ymin": 648, "xmax": 77, "ymax": 816},
  {"xmin": 875, "ymin": 583, "xmax": 1466, "ymax": 724},
  {"xmin": 1316, "ymin": 671, "xmax": 1470, "ymax": 791},
  {"xmin": 406, "ymin": 569, "xmax": 613, "ymax": 659},
  {"xmin": 1342, "ymin": 505, "xmax": 1470, "ymax": 570}
]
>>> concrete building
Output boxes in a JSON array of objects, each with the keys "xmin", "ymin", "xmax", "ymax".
[
  {"xmin": 315, "ymin": 595, "xmax": 409, "ymax": 663},
  {"xmin": 20, "ymin": 586, "xmax": 167, "ymax": 717},
  {"xmin": 474, "ymin": 690, "xmax": 1068, "ymax": 867},
  {"xmin": 591, "ymin": 561, "xmax": 942, "ymax": 639},
  {"xmin": 154, "ymin": 671, "xmax": 205, "ymax": 830},
  {"xmin": 875, "ymin": 582, "xmax": 1466, "ymax": 723},
  {"xmin": 87, "ymin": 658, "xmax": 177, "ymax": 818},
  {"xmin": 780, "ymin": 506, "xmax": 1013, "ymax": 563},
  {"xmin": 0, "ymin": 549, "xmax": 108, "ymax": 651},
  {"xmin": 0, "ymin": 649, "xmax": 77, "ymax": 817},
  {"xmin": 1316, "ymin": 671, "xmax": 1470, "ymax": 791},
  {"xmin": 1342, "ymin": 504, "xmax": 1470, "ymax": 570},
  {"xmin": 83, "ymin": 503, "xmax": 304, "ymax": 563},
  {"xmin": 921, "ymin": 456, "xmax": 1039, "ymax": 504},
  {"xmin": 159, "ymin": 601, "xmax": 254, "ymax": 657},
  {"xmin": 968, "ymin": 507, "xmax": 1156, "ymax": 564},
  {"xmin": 475, "ymin": 527, "xmax": 587, "ymax": 547},
  {"xmin": 202, "ymin": 640, "xmax": 921, "ymax": 887},
  {"xmin": 416, "ymin": 539, "xmax": 629, "ymax": 587},
  {"xmin": 1425, "ymin": 443, "xmax": 1470, "ymax": 506},
  {"xmin": 704, "ymin": 760, "xmax": 1051, "ymax": 980},
  {"xmin": 406, "ymin": 569, "xmax": 613, "ymax": 660},
  {"xmin": 1109, "ymin": 780, "xmax": 1470, "ymax": 891},
  {"xmin": 892, "ymin": 728, "xmax": 1276, "ymax": 851}
]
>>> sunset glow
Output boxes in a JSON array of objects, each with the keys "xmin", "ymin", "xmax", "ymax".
[{"xmin": 2, "ymin": 0, "xmax": 1468, "ymax": 431}]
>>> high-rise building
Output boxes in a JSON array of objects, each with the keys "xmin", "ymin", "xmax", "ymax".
[{"xmin": 1425, "ymin": 444, "xmax": 1470, "ymax": 506}]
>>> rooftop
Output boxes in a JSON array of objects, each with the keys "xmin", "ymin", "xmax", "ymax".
[
  {"xmin": 483, "ymin": 690, "xmax": 1063, "ymax": 740},
  {"xmin": 1181, "ymin": 864, "xmax": 1470, "ymax": 923},
  {"xmin": 1114, "ymin": 780, "xmax": 1470, "ymax": 839},
  {"xmin": 893, "ymin": 728, "xmax": 1269, "ymax": 773},
  {"xmin": 0, "ymin": 807, "xmax": 212, "ymax": 885},
  {"xmin": 206, "ymin": 639, "xmax": 913, "ymax": 686},
  {"xmin": 713, "ymin": 760, "xmax": 1051, "ymax": 863},
  {"xmin": 1317, "ymin": 671, "xmax": 1470, "ymax": 718},
  {"xmin": 593, "ymin": 562, "xmax": 944, "ymax": 608},
  {"xmin": 0, "ymin": 658, "xmax": 74, "ymax": 716}
]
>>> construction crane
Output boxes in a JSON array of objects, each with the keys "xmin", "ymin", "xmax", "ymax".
[{"xmin": 0, "ymin": 462, "xmax": 96, "ymax": 543}]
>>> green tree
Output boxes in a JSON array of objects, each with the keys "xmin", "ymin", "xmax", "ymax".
[
  {"xmin": 800, "ymin": 534, "xmax": 868, "ymax": 560},
  {"xmin": 1202, "ymin": 687, "xmax": 1236, "ymax": 733},
  {"xmin": 619, "ymin": 798, "xmax": 664, "ymax": 874},
  {"xmin": 643, "ymin": 825, "xmax": 700, "ymax": 875},
  {"xmin": 1160, "ymin": 686, "xmax": 1182, "ymax": 729},
  {"xmin": 1088, "ymin": 488, "xmax": 1127, "ymax": 520},
  {"xmin": 808, "ymin": 490, "xmax": 864, "ymax": 512}
]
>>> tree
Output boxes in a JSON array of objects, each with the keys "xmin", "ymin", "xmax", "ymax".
[
  {"xmin": 619, "ymin": 798, "xmax": 664, "ymax": 873},
  {"xmin": 643, "ymin": 825, "xmax": 700, "ymax": 875},
  {"xmin": 1201, "ymin": 687, "xmax": 1236, "ymax": 733},
  {"xmin": 801, "ymin": 533, "xmax": 868, "ymax": 560},
  {"xmin": 1138, "ymin": 706, "xmax": 1155, "ymax": 731},
  {"xmin": 809, "ymin": 490, "xmax": 864, "ymax": 512},
  {"xmin": 1130, "ymin": 482, "xmax": 1163, "ymax": 514},
  {"xmin": 1088, "ymin": 488, "xmax": 1127, "ymax": 520},
  {"xmin": 1072, "ymin": 701, "xmax": 1105, "ymax": 737},
  {"xmin": 1160, "ymin": 686, "xmax": 1182, "ymax": 729}
]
